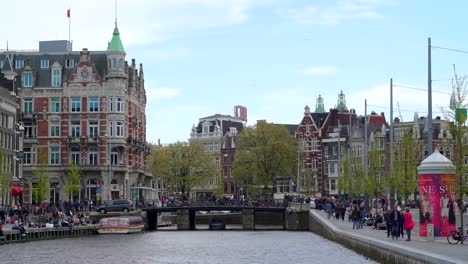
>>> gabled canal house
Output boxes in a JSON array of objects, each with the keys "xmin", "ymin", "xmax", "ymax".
[{"xmin": 0, "ymin": 24, "xmax": 151, "ymax": 205}]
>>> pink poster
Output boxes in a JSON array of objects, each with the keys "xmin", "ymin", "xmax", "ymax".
[{"xmin": 419, "ymin": 174, "xmax": 456, "ymax": 237}]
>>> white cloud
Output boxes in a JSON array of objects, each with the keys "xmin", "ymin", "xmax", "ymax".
[
  {"xmin": 302, "ymin": 66, "xmax": 337, "ymax": 76},
  {"xmin": 146, "ymin": 87, "xmax": 182, "ymax": 101},
  {"xmin": 280, "ymin": 0, "xmax": 396, "ymax": 26},
  {"xmin": 0, "ymin": 0, "xmax": 266, "ymax": 51}
]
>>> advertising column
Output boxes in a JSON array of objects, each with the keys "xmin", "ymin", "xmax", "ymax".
[{"xmin": 417, "ymin": 150, "xmax": 456, "ymax": 237}]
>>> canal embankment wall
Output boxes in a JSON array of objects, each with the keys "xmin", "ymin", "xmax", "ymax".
[
  {"xmin": 0, "ymin": 226, "xmax": 98, "ymax": 245},
  {"xmin": 308, "ymin": 210, "xmax": 461, "ymax": 264}
]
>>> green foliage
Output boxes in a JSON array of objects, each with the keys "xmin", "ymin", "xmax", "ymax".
[
  {"xmin": 365, "ymin": 138, "xmax": 387, "ymax": 208},
  {"xmin": 389, "ymin": 130, "xmax": 418, "ymax": 202},
  {"xmin": 233, "ymin": 122, "xmax": 297, "ymax": 196},
  {"xmin": 149, "ymin": 141, "xmax": 217, "ymax": 197},
  {"xmin": 0, "ymin": 147, "xmax": 10, "ymax": 205},
  {"xmin": 64, "ymin": 162, "xmax": 81, "ymax": 201},
  {"xmin": 32, "ymin": 148, "xmax": 50, "ymax": 204}
]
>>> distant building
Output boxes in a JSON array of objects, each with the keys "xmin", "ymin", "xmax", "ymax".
[
  {"xmin": 0, "ymin": 70, "xmax": 19, "ymax": 205},
  {"xmin": 190, "ymin": 113, "xmax": 244, "ymax": 198},
  {"xmin": 0, "ymin": 23, "xmax": 151, "ymax": 205}
]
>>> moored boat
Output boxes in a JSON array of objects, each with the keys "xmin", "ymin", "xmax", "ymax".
[{"xmin": 98, "ymin": 216, "xmax": 144, "ymax": 234}]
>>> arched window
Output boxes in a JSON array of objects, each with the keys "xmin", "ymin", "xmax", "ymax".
[{"xmin": 111, "ymin": 179, "xmax": 118, "ymax": 184}]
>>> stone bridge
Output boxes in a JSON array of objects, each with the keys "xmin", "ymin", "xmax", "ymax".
[{"xmin": 143, "ymin": 205, "xmax": 309, "ymax": 231}]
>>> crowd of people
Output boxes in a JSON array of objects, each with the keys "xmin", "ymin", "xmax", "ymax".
[{"xmin": 315, "ymin": 196, "xmax": 415, "ymax": 241}]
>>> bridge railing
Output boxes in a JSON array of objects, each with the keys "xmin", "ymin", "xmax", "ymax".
[{"xmin": 143, "ymin": 198, "xmax": 288, "ymax": 209}]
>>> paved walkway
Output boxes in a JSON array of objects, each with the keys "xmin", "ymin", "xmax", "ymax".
[{"xmin": 314, "ymin": 210, "xmax": 468, "ymax": 264}]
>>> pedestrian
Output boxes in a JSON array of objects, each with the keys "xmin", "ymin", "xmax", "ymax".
[
  {"xmin": 0, "ymin": 207, "xmax": 5, "ymax": 225},
  {"xmin": 403, "ymin": 207, "xmax": 415, "ymax": 241},
  {"xmin": 384, "ymin": 211, "xmax": 392, "ymax": 237},
  {"xmin": 390, "ymin": 205, "xmax": 402, "ymax": 240}
]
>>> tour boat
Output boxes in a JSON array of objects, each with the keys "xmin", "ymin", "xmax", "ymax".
[{"xmin": 98, "ymin": 216, "xmax": 144, "ymax": 234}]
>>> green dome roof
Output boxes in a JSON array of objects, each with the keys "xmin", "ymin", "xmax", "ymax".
[{"xmin": 107, "ymin": 25, "xmax": 125, "ymax": 52}]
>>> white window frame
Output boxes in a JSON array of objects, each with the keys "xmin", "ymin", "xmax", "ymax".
[
  {"xmin": 71, "ymin": 147, "xmax": 80, "ymax": 165},
  {"xmin": 50, "ymin": 120, "xmax": 60, "ymax": 137},
  {"xmin": 50, "ymin": 98, "xmax": 60, "ymax": 112},
  {"xmin": 89, "ymin": 120, "xmax": 98, "ymax": 138},
  {"xmin": 116, "ymin": 97, "xmax": 124, "ymax": 112},
  {"xmin": 88, "ymin": 146, "xmax": 98, "ymax": 165},
  {"xmin": 66, "ymin": 59, "xmax": 75, "ymax": 68},
  {"xmin": 23, "ymin": 98, "xmax": 33, "ymax": 113},
  {"xmin": 109, "ymin": 97, "xmax": 114, "ymax": 112},
  {"xmin": 71, "ymin": 97, "xmax": 81, "ymax": 112},
  {"xmin": 50, "ymin": 146, "xmax": 60, "ymax": 165},
  {"xmin": 15, "ymin": 60, "xmax": 24, "ymax": 69},
  {"xmin": 23, "ymin": 73, "xmax": 33, "ymax": 87},
  {"xmin": 116, "ymin": 121, "xmax": 124, "ymax": 137},
  {"xmin": 89, "ymin": 97, "xmax": 99, "ymax": 112},
  {"xmin": 40, "ymin": 59, "xmax": 49, "ymax": 69},
  {"xmin": 23, "ymin": 147, "xmax": 32, "ymax": 165},
  {"xmin": 51, "ymin": 68, "xmax": 61, "ymax": 87},
  {"xmin": 70, "ymin": 120, "xmax": 81, "ymax": 138}
]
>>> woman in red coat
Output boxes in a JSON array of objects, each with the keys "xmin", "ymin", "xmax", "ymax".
[{"xmin": 403, "ymin": 207, "xmax": 415, "ymax": 241}]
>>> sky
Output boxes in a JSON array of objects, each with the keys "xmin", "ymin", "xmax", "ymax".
[{"xmin": 2, "ymin": 0, "xmax": 468, "ymax": 144}]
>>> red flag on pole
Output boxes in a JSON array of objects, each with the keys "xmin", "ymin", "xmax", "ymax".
[{"xmin": 67, "ymin": 8, "xmax": 70, "ymax": 18}]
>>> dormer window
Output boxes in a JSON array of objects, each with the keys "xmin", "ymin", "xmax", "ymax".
[
  {"xmin": 23, "ymin": 73, "xmax": 33, "ymax": 87},
  {"xmin": 40, "ymin": 59, "xmax": 49, "ymax": 69},
  {"xmin": 15, "ymin": 60, "xmax": 24, "ymax": 69},
  {"xmin": 51, "ymin": 62, "xmax": 62, "ymax": 87},
  {"xmin": 203, "ymin": 125, "xmax": 209, "ymax": 134},
  {"xmin": 66, "ymin": 59, "xmax": 75, "ymax": 68}
]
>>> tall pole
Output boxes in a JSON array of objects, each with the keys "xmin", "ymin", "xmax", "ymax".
[
  {"xmin": 390, "ymin": 78, "xmax": 394, "ymax": 207},
  {"xmin": 108, "ymin": 136, "xmax": 112, "ymax": 201},
  {"xmin": 338, "ymin": 120, "xmax": 341, "ymax": 197},
  {"xmin": 364, "ymin": 99, "xmax": 368, "ymax": 181},
  {"xmin": 297, "ymin": 138, "xmax": 301, "ymax": 194},
  {"xmin": 364, "ymin": 99, "xmax": 369, "ymax": 209},
  {"xmin": 348, "ymin": 110, "xmax": 352, "ymax": 198},
  {"xmin": 428, "ymin": 37, "xmax": 433, "ymax": 154}
]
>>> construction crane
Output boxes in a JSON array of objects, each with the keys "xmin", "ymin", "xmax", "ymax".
[{"xmin": 397, "ymin": 102, "xmax": 403, "ymax": 122}]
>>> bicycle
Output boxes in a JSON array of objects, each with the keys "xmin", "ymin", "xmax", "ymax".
[{"xmin": 447, "ymin": 226, "xmax": 468, "ymax": 244}]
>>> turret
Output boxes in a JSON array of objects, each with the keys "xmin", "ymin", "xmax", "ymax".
[
  {"xmin": 106, "ymin": 23, "xmax": 127, "ymax": 78},
  {"xmin": 336, "ymin": 90, "xmax": 348, "ymax": 112},
  {"xmin": 315, "ymin": 94, "xmax": 325, "ymax": 113}
]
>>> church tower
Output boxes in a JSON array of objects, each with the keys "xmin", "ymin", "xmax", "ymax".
[
  {"xmin": 315, "ymin": 94, "xmax": 325, "ymax": 113},
  {"xmin": 336, "ymin": 90, "xmax": 348, "ymax": 112}
]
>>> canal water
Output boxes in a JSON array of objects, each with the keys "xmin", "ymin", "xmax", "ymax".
[{"xmin": 0, "ymin": 231, "xmax": 377, "ymax": 264}]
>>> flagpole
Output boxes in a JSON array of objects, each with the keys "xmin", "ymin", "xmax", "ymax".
[{"xmin": 68, "ymin": 8, "xmax": 71, "ymax": 52}]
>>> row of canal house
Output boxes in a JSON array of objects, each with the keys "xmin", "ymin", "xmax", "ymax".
[
  {"xmin": 188, "ymin": 90, "xmax": 459, "ymax": 198},
  {"xmin": 296, "ymin": 91, "xmax": 458, "ymax": 197}
]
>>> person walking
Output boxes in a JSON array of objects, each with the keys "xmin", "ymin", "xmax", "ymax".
[
  {"xmin": 403, "ymin": 207, "xmax": 415, "ymax": 241},
  {"xmin": 390, "ymin": 206, "xmax": 402, "ymax": 240}
]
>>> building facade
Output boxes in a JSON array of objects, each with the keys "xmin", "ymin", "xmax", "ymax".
[
  {"xmin": 0, "ymin": 24, "xmax": 151, "ymax": 205},
  {"xmin": 0, "ymin": 71, "xmax": 21, "ymax": 205},
  {"xmin": 190, "ymin": 114, "xmax": 244, "ymax": 198}
]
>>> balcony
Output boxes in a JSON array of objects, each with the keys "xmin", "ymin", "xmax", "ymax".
[
  {"xmin": 67, "ymin": 137, "xmax": 81, "ymax": 144},
  {"xmin": 86, "ymin": 137, "xmax": 99, "ymax": 143}
]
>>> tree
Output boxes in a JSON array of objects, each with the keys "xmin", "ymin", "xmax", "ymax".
[
  {"xmin": 365, "ymin": 134, "xmax": 387, "ymax": 209},
  {"xmin": 32, "ymin": 148, "xmax": 49, "ymax": 204},
  {"xmin": 232, "ymin": 122, "xmax": 297, "ymax": 197},
  {"xmin": 338, "ymin": 150, "xmax": 352, "ymax": 195},
  {"xmin": 150, "ymin": 141, "xmax": 217, "ymax": 198},
  {"xmin": 64, "ymin": 162, "xmax": 81, "ymax": 202},
  {"xmin": 442, "ymin": 67, "xmax": 468, "ymax": 243},
  {"xmin": 0, "ymin": 144, "xmax": 10, "ymax": 206},
  {"xmin": 390, "ymin": 130, "xmax": 418, "ymax": 203}
]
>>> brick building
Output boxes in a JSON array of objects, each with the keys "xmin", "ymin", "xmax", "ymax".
[{"xmin": 0, "ymin": 24, "xmax": 151, "ymax": 205}]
